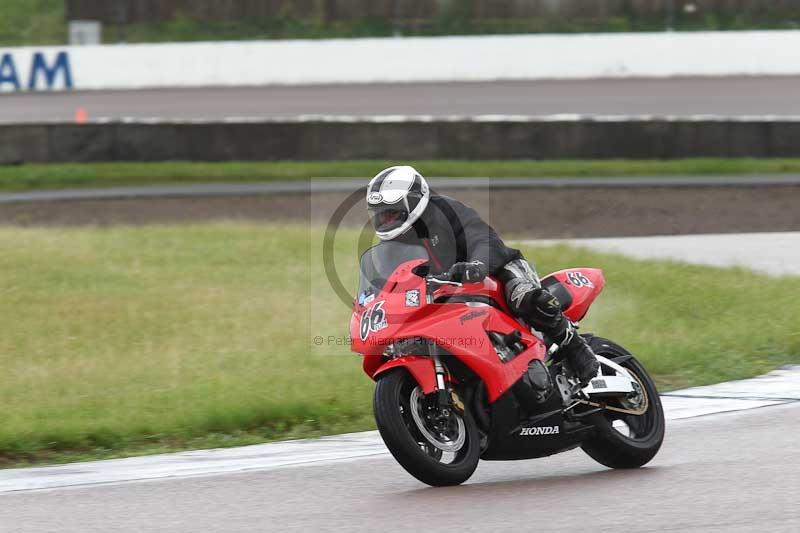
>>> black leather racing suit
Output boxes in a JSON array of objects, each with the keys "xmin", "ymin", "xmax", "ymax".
[{"xmin": 397, "ymin": 193, "xmax": 586, "ymax": 358}]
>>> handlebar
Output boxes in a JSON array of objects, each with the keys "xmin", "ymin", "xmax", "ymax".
[
  {"xmin": 411, "ymin": 264, "xmax": 464, "ymax": 287},
  {"xmin": 426, "ymin": 272, "xmax": 463, "ymax": 287}
]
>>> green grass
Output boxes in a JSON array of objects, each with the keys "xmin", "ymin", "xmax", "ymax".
[
  {"xmin": 0, "ymin": 222, "xmax": 368, "ymax": 465},
  {"xmin": 0, "ymin": 222, "xmax": 798, "ymax": 466},
  {"xmin": 3, "ymin": 159, "xmax": 800, "ymax": 192}
]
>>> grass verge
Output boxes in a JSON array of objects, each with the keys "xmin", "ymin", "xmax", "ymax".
[
  {"xmin": 2, "ymin": 159, "xmax": 800, "ymax": 192},
  {"xmin": 0, "ymin": 223, "xmax": 798, "ymax": 466}
]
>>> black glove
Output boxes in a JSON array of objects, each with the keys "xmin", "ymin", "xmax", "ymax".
[{"xmin": 448, "ymin": 261, "xmax": 488, "ymax": 283}]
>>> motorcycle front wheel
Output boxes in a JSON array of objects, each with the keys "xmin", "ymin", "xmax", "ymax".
[
  {"xmin": 580, "ymin": 336, "xmax": 665, "ymax": 469},
  {"xmin": 373, "ymin": 369, "xmax": 480, "ymax": 486}
]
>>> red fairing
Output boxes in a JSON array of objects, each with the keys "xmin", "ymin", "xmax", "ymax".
[
  {"xmin": 351, "ymin": 259, "xmax": 546, "ymax": 403},
  {"xmin": 351, "ymin": 259, "xmax": 606, "ymax": 403},
  {"xmin": 431, "ymin": 276, "xmax": 511, "ymax": 314},
  {"xmin": 371, "ymin": 356, "xmax": 437, "ymax": 395},
  {"xmin": 541, "ymin": 268, "xmax": 605, "ymax": 322}
]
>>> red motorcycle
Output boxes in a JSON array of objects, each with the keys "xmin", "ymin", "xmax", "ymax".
[{"xmin": 351, "ymin": 241, "xmax": 664, "ymax": 486}]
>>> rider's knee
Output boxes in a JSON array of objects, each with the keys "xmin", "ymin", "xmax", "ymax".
[{"xmin": 505, "ymin": 282, "xmax": 567, "ymax": 337}]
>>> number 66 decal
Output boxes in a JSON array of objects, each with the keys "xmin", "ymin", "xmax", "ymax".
[
  {"xmin": 567, "ymin": 271, "xmax": 594, "ymax": 288},
  {"xmin": 359, "ymin": 300, "xmax": 388, "ymax": 340}
]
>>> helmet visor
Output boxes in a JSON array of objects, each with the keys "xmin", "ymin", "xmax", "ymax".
[{"xmin": 369, "ymin": 205, "xmax": 409, "ymax": 233}]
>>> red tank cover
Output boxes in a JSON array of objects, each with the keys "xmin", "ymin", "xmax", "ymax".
[{"xmin": 540, "ymin": 268, "xmax": 605, "ymax": 322}]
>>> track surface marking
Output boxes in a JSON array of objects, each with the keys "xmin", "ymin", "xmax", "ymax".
[
  {"xmin": 1, "ymin": 404, "xmax": 798, "ymax": 532},
  {"xmin": 1, "ymin": 366, "xmax": 797, "ymax": 494}
]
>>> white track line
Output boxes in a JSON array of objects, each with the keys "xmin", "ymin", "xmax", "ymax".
[{"xmin": 1, "ymin": 366, "xmax": 798, "ymax": 494}]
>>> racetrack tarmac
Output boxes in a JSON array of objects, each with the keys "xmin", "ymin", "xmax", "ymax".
[
  {"xmin": 2, "ymin": 404, "xmax": 798, "ymax": 532},
  {"xmin": 2, "ymin": 76, "xmax": 800, "ymax": 122}
]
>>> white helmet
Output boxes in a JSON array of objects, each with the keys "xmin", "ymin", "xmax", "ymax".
[{"xmin": 366, "ymin": 166, "xmax": 430, "ymax": 241}]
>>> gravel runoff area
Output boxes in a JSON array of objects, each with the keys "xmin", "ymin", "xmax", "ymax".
[{"xmin": 1, "ymin": 185, "xmax": 799, "ymax": 238}]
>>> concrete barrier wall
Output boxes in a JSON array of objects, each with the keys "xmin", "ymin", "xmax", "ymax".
[
  {"xmin": 3, "ymin": 30, "xmax": 800, "ymax": 92},
  {"xmin": 1, "ymin": 118, "xmax": 799, "ymax": 164}
]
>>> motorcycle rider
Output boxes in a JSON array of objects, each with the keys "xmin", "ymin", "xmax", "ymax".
[{"xmin": 365, "ymin": 165, "xmax": 600, "ymax": 385}]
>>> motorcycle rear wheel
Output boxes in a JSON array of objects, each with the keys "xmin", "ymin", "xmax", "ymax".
[
  {"xmin": 373, "ymin": 369, "xmax": 480, "ymax": 486},
  {"xmin": 580, "ymin": 336, "xmax": 665, "ymax": 469}
]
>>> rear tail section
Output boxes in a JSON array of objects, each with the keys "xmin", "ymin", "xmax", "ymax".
[{"xmin": 541, "ymin": 268, "xmax": 605, "ymax": 322}]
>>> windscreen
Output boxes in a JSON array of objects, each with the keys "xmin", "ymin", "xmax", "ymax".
[{"xmin": 357, "ymin": 241, "xmax": 429, "ymax": 299}]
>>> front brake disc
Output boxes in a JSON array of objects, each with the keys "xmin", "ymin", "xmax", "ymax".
[{"xmin": 409, "ymin": 387, "xmax": 466, "ymax": 452}]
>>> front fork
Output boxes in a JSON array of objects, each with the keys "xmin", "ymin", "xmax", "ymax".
[
  {"xmin": 432, "ymin": 353, "xmax": 465, "ymax": 416},
  {"xmin": 371, "ymin": 354, "xmax": 464, "ymax": 415},
  {"xmin": 433, "ymin": 353, "xmax": 448, "ymax": 405}
]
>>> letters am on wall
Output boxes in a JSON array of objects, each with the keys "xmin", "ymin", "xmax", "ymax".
[{"xmin": 0, "ymin": 51, "xmax": 73, "ymax": 92}]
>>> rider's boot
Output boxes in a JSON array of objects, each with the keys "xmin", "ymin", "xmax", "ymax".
[
  {"xmin": 500, "ymin": 268, "xmax": 600, "ymax": 385},
  {"xmin": 557, "ymin": 324, "xmax": 600, "ymax": 386}
]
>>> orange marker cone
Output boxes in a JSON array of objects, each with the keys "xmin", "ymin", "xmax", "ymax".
[{"xmin": 75, "ymin": 107, "xmax": 88, "ymax": 124}]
